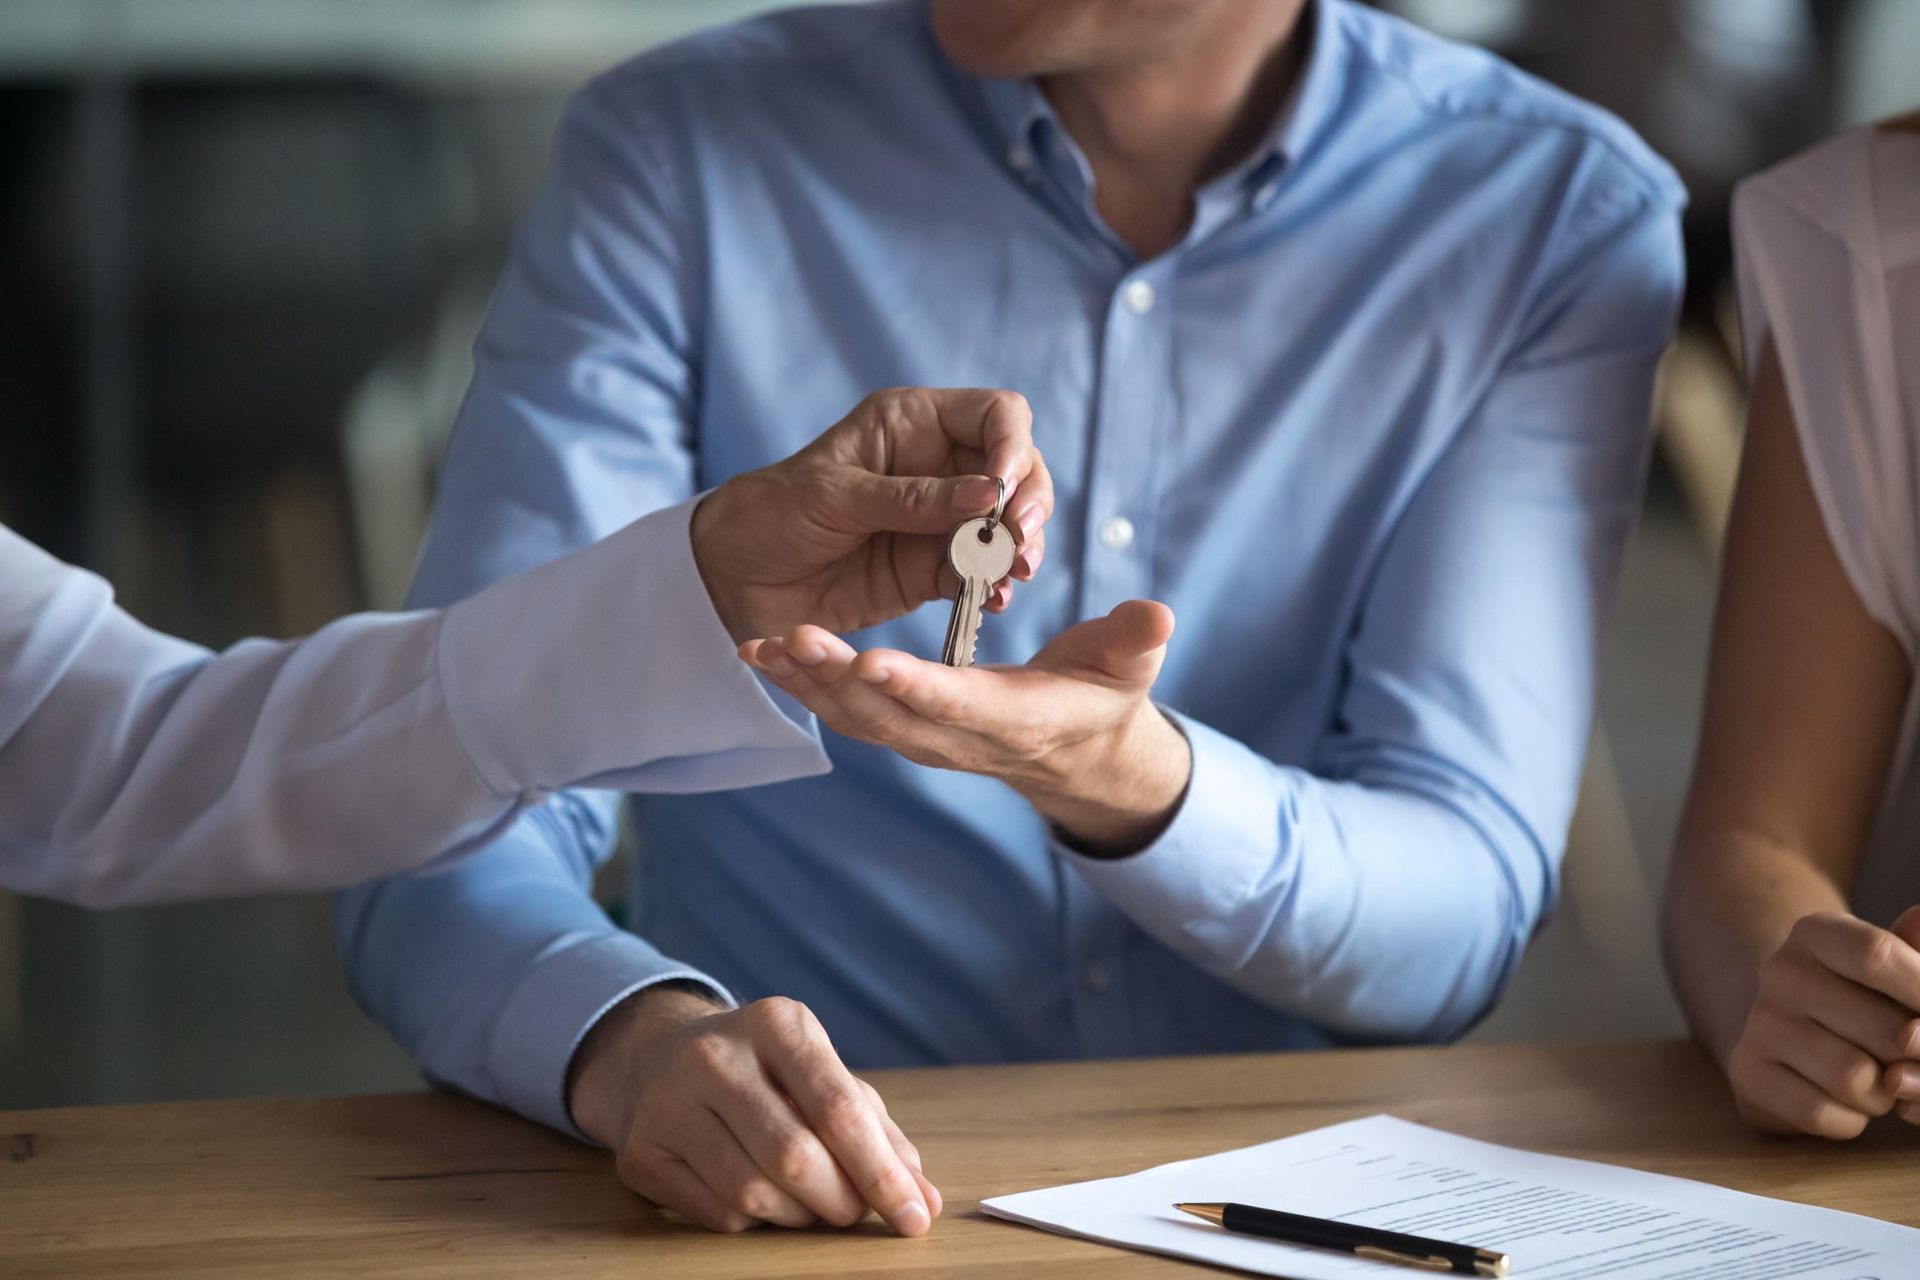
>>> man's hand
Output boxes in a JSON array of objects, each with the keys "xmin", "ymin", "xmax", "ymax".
[
  {"xmin": 691, "ymin": 387, "xmax": 1052, "ymax": 644},
  {"xmin": 740, "ymin": 600, "xmax": 1191, "ymax": 853},
  {"xmin": 1724, "ymin": 907, "xmax": 1920, "ymax": 1138},
  {"xmin": 567, "ymin": 986, "xmax": 940, "ymax": 1235}
]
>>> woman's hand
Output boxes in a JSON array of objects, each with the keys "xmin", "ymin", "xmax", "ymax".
[
  {"xmin": 1725, "ymin": 907, "xmax": 1920, "ymax": 1138},
  {"xmin": 691, "ymin": 387, "xmax": 1052, "ymax": 643}
]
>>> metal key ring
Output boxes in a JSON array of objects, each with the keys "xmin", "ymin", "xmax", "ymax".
[{"xmin": 990, "ymin": 477, "xmax": 1007, "ymax": 528}]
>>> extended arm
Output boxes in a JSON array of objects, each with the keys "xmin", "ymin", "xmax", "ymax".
[{"xmin": 0, "ymin": 503, "xmax": 820, "ymax": 909}]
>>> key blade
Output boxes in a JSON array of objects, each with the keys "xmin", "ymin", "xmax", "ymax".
[
  {"xmin": 961, "ymin": 579, "xmax": 986, "ymax": 668},
  {"xmin": 957, "ymin": 575, "xmax": 989, "ymax": 669},
  {"xmin": 940, "ymin": 580, "xmax": 967, "ymax": 666},
  {"xmin": 960, "ymin": 598, "xmax": 981, "ymax": 667},
  {"xmin": 943, "ymin": 577, "xmax": 978, "ymax": 667}
]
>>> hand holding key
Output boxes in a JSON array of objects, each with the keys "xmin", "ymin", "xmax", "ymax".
[
  {"xmin": 692, "ymin": 388, "xmax": 1051, "ymax": 644},
  {"xmin": 742, "ymin": 600, "xmax": 1194, "ymax": 855}
]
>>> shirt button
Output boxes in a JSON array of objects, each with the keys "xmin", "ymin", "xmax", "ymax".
[
  {"xmin": 1083, "ymin": 963, "xmax": 1112, "ymax": 994},
  {"xmin": 1099, "ymin": 516, "xmax": 1136, "ymax": 550},
  {"xmin": 1122, "ymin": 279, "xmax": 1156, "ymax": 315},
  {"xmin": 1007, "ymin": 142, "xmax": 1034, "ymax": 173}
]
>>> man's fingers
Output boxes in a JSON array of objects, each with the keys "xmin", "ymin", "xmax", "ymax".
[
  {"xmin": 884, "ymin": 1117, "xmax": 942, "ymax": 1220},
  {"xmin": 1795, "ymin": 913, "xmax": 1920, "ymax": 1010},
  {"xmin": 708, "ymin": 1078, "xmax": 867, "ymax": 1228},
  {"xmin": 739, "ymin": 637, "xmax": 796, "ymax": 678},
  {"xmin": 681, "ymin": 1107, "xmax": 819, "ymax": 1229},
  {"xmin": 859, "ymin": 1080, "xmax": 944, "ymax": 1220},
  {"xmin": 787, "ymin": 626, "xmax": 860, "ymax": 681},
  {"xmin": 747, "ymin": 1004, "xmax": 931, "ymax": 1236},
  {"xmin": 749, "ymin": 638, "xmax": 987, "ymax": 761},
  {"xmin": 849, "ymin": 650, "xmax": 1007, "ymax": 728},
  {"xmin": 618, "ymin": 1148, "xmax": 756, "ymax": 1233}
]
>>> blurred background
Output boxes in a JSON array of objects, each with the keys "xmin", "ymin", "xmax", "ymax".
[{"xmin": 0, "ymin": 0, "xmax": 1913, "ymax": 1109}]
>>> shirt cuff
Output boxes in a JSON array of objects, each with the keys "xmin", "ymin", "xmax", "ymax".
[
  {"xmin": 435, "ymin": 495, "xmax": 829, "ymax": 796},
  {"xmin": 485, "ymin": 929, "xmax": 736, "ymax": 1140},
  {"xmin": 1054, "ymin": 709, "xmax": 1290, "ymax": 935}
]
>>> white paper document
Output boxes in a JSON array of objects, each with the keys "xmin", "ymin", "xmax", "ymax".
[{"xmin": 982, "ymin": 1114, "xmax": 1920, "ymax": 1278}]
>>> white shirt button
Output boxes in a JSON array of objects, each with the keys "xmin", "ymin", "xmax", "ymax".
[
  {"xmin": 1083, "ymin": 963, "xmax": 1111, "ymax": 994},
  {"xmin": 1122, "ymin": 279, "xmax": 1156, "ymax": 315},
  {"xmin": 1007, "ymin": 142, "xmax": 1034, "ymax": 173},
  {"xmin": 1099, "ymin": 516, "xmax": 1136, "ymax": 551}
]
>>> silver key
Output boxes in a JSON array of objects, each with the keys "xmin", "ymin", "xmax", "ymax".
[{"xmin": 941, "ymin": 511, "xmax": 1017, "ymax": 668}]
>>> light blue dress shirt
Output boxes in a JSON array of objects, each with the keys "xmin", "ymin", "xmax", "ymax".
[{"xmin": 338, "ymin": 0, "xmax": 1685, "ymax": 1137}]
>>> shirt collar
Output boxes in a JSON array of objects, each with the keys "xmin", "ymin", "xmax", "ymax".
[
  {"xmin": 1271, "ymin": 0, "xmax": 1344, "ymax": 171},
  {"xmin": 961, "ymin": 0, "xmax": 1345, "ymax": 201}
]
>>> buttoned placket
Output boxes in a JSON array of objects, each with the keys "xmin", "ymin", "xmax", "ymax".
[{"xmin": 1006, "ymin": 109, "xmax": 1284, "ymax": 1060}]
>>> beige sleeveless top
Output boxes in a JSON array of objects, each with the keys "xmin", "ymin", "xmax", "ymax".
[{"xmin": 1733, "ymin": 122, "xmax": 1920, "ymax": 923}]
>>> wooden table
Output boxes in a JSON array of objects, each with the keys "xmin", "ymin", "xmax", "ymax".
[{"xmin": 4, "ymin": 1039, "xmax": 1917, "ymax": 1276}]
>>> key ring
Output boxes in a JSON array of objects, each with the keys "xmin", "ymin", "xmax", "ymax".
[{"xmin": 990, "ymin": 477, "xmax": 1007, "ymax": 528}]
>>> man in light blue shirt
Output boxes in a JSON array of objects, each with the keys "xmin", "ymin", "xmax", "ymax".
[{"xmin": 340, "ymin": 0, "xmax": 1685, "ymax": 1237}]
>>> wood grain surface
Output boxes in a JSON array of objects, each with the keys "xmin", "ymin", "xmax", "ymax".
[{"xmin": 4, "ymin": 1039, "xmax": 1917, "ymax": 1276}]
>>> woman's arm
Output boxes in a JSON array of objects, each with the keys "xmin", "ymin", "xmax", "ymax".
[
  {"xmin": 0, "ymin": 501, "xmax": 827, "ymax": 908},
  {"xmin": 1663, "ymin": 338, "xmax": 1919, "ymax": 1137}
]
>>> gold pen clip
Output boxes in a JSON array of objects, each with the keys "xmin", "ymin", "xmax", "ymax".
[
  {"xmin": 1349, "ymin": 1245, "xmax": 1511, "ymax": 1277},
  {"xmin": 1354, "ymin": 1246, "xmax": 1453, "ymax": 1272}
]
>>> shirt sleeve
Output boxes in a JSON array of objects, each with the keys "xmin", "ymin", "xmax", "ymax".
[
  {"xmin": 1061, "ymin": 174, "xmax": 1685, "ymax": 1042},
  {"xmin": 1732, "ymin": 132, "xmax": 1919, "ymax": 657},
  {"xmin": 336, "ymin": 79, "xmax": 736, "ymax": 1138},
  {"xmin": 0, "ymin": 524, "xmax": 516, "ymax": 908},
  {"xmin": 438, "ymin": 495, "xmax": 827, "ymax": 796},
  {"xmin": 0, "ymin": 498, "xmax": 823, "ymax": 910}
]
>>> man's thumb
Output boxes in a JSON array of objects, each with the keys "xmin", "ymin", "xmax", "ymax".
[
  {"xmin": 839, "ymin": 471, "xmax": 1000, "ymax": 535},
  {"xmin": 1041, "ymin": 600, "xmax": 1175, "ymax": 685}
]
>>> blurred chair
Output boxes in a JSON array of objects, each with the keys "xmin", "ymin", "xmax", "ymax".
[
  {"xmin": 1469, "ymin": 726, "xmax": 1678, "ymax": 1043},
  {"xmin": 340, "ymin": 274, "xmax": 491, "ymax": 610},
  {"xmin": 338, "ymin": 275, "xmax": 643, "ymax": 908}
]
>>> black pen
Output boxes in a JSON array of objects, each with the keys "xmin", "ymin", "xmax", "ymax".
[{"xmin": 1174, "ymin": 1202, "xmax": 1510, "ymax": 1276}]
